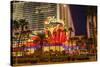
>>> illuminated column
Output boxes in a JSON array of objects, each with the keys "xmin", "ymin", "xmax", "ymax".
[
  {"xmin": 86, "ymin": 15, "xmax": 96, "ymax": 38},
  {"xmin": 87, "ymin": 15, "xmax": 90, "ymax": 38},
  {"xmin": 59, "ymin": 4, "xmax": 68, "ymax": 28},
  {"xmin": 59, "ymin": 4, "xmax": 75, "ymax": 36},
  {"xmin": 93, "ymin": 16, "xmax": 96, "ymax": 29},
  {"xmin": 93, "ymin": 15, "xmax": 97, "ymax": 40},
  {"xmin": 57, "ymin": 4, "xmax": 60, "ymax": 21},
  {"xmin": 67, "ymin": 5, "xmax": 75, "ymax": 37}
]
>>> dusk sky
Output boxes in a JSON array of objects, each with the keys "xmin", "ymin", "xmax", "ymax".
[{"xmin": 69, "ymin": 5, "xmax": 87, "ymax": 36}]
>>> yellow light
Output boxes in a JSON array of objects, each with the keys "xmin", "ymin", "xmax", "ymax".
[
  {"xmin": 44, "ymin": 21, "xmax": 48, "ymax": 24},
  {"xmin": 63, "ymin": 4, "xmax": 66, "ymax": 7},
  {"xmin": 28, "ymin": 39, "xmax": 32, "ymax": 42}
]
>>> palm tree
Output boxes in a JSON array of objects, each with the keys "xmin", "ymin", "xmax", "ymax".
[
  {"xmin": 19, "ymin": 19, "xmax": 28, "ymax": 31},
  {"xmin": 12, "ymin": 20, "xmax": 20, "ymax": 65},
  {"xmin": 68, "ymin": 27, "xmax": 73, "ymax": 38},
  {"xmin": 37, "ymin": 31, "xmax": 45, "ymax": 54},
  {"xmin": 68, "ymin": 27, "xmax": 73, "ymax": 50},
  {"xmin": 12, "ymin": 20, "xmax": 20, "ymax": 39},
  {"xmin": 12, "ymin": 19, "xmax": 29, "ymax": 64},
  {"xmin": 18, "ymin": 19, "xmax": 29, "ymax": 39},
  {"xmin": 18, "ymin": 19, "xmax": 29, "ymax": 55},
  {"xmin": 12, "ymin": 20, "xmax": 20, "ymax": 30}
]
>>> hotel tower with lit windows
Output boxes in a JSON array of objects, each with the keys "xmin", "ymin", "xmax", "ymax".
[{"xmin": 12, "ymin": 1, "xmax": 75, "ymax": 52}]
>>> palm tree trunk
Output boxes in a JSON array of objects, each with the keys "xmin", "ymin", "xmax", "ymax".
[{"xmin": 17, "ymin": 26, "xmax": 24, "ymax": 55}]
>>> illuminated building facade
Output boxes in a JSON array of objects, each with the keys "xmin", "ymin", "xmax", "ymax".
[
  {"xmin": 86, "ymin": 6, "xmax": 97, "ymax": 45},
  {"xmin": 58, "ymin": 4, "xmax": 75, "ymax": 37},
  {"xmin": 12, "ymin": 2, "xmax": 76, "ymax": 52},
  {"xmin": 12, "ymin": 2, "xmax": 57, "ymax": 30},
  {"xmin": 12, "ymin": 2, "xmax": 75, "ymax": 33}
]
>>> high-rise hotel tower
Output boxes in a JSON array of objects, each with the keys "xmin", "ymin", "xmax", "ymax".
[{"xmin": 12, "ymin": 1, "xmax": 75, "ymax": 36}]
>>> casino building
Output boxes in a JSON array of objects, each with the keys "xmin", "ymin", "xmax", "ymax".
[{"xmin": 12, "ymin": 1, "xmax": 76, "ymax": 53}]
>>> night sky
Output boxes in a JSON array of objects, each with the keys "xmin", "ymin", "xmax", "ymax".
[{"xmin": 69, "ymin": 5, "xmax": 87, "ymax": 36}]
